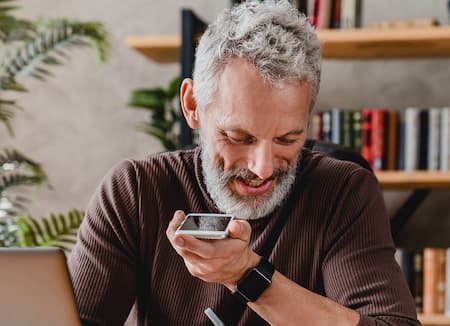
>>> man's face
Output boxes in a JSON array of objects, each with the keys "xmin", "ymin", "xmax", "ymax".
[{"xmin": 199, "ymin": 58, "xmax": 311, "ymax": 220}]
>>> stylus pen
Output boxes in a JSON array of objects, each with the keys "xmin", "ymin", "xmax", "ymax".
[{"xmin": 204, "ymin": 307, "xmax": 226, "ymax": 326}]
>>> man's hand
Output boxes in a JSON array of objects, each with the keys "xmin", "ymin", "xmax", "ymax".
[{"xmin": 166, "ymin": 210, "xmax": 260, "ymax": 289}]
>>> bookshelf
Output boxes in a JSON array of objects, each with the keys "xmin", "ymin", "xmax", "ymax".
[
  {"xmin": 126, "ymin": 26, "xmax": 450, "ymax": 63},
  {"xmin": 125, "ymin": 35, "xmax": 180, "ymax": 63},
  {"xmin": 419, "ymin": 314, "xmax": 450, "ymax": 326},
  {"xmin": 376, "ymin": 171, "xmax": 450, "ymax": 189},
  {"xmin": 317, "ymin": 26, "xmax": 450, "ymax": 59}
]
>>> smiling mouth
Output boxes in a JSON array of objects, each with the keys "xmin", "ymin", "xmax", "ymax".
[
  {"xmin": 240, "ymin": 177, "xmax": 269, "ymax": 187},
  {"xmin": 233, "ymin": 177, "xmax": 274, "ymax": 196}
]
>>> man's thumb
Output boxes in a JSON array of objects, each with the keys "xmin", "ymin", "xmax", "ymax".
[{"xmin": 229, "ymin": 220, "xmax": 251, "ymax": 241}]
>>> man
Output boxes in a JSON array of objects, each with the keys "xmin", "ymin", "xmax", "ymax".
[{"xmin": 68, "ymin": 1, "xmax": 419, "ymax": 325}]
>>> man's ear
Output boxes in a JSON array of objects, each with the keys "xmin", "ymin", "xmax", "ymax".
[{"xmin": 180, "ymin": 78, "xmax": 200, "ymax": 129}]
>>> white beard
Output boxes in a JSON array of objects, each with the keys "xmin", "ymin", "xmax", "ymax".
[{"xmin": 200, "ymin": 139, "xmax": 298, "ymax": 220}]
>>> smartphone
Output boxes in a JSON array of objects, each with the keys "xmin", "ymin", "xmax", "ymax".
[{"xmin": 175, "ymin": 213, "xmax": 235, "ymax": 239}]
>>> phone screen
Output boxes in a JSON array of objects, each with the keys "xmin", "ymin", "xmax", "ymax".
[{"xmin": 179, "ymin": 214, "xmax": 233, "ymax": 232}]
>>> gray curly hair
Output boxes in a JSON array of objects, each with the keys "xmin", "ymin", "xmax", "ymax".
[{"xmin": 192, "ymin": 0, "xmax": 321, "ymax": 112}]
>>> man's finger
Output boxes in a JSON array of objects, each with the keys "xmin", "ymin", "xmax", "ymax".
[
  {"xmin": 166, "ymin": 210, "xmax": 185, "ymax": 238},
  {"xmin": 228, "ymin": 220, "xmax": 251, "ymax": 242}
]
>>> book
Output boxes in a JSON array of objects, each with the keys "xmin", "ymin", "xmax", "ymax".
[
  {"xmin": 361, "ymin": 109, "xmax": 373, "ymax": 167},
  {"xmin": 437, "ymin": 249, "xmax": 446, "ymax": 313},
  {"xmin": 311, "ymin": 0, "xmax": 320, "ymax": 26},
  {"xmin": 322, "ymin": 111, "xmax": 332, "ymax": 142},
  {"xmin": 397, "ymin": 112, "xmax": 406, "ymax": 170},
  {"xmin": 354, "ymin": 0, "xmax": 362, "ymax": 28},
  {"xmin": 404, "ymin": 107, "xmax": 420, "ymax": 171},
  {"xmin": 371, "ymin": 109, "xmax": 386, "ymax": 171},
  {"xmin": 441, "ymin": 107, "xmax": 450, "ymax": 171},
  {"xmin": 296, "ymin": 0, "xmax": 309, "ymax": 14},
  {"xmin": 446, "ymin": 248, "xmax": 450, "ymax": 316},
  {"xmin": 427, "ymin": 108, "xmax": 441, "ymax": 171},
  {"xmin": 311, "ymin": 111, "xmax": 323, "ymax": 140},
  {"xmin": 414, "ymin": 251, "xmax": 423, "ymax": 313},
  {"xmin": 307, "ymin": 0, "xmax": 316, "ymax": 18},
  {"xmin": 352, "ymin": 111, "xmax": 362, "ymax": 153},
  {"xmin": 330, "ymin": 0, "xmax": 342, "ymax": 28},
  {"xmin": 331, "ymin": 107, "xmax": 341, "ymax": 145},
  {"xmin": 341, "ymin": 0, "xmax": 362, "ymax": 28},
  {"xmin": 423, "ymin": 248, "xmax": 446, "ymax": 314},
  {"xmin": 341, "ymin": 110, "xmax": 353, "ymax": 149},
  {"xmin": 316, "ymin": 0, "xmax": 333, "ymax": 29},
  {"xmin": 386, "ymin": 110, "xmax": 399, "ymax": 170},
  {"xmin": 418, "ymin": 109, "xmax": 429, "ymax": 170}
]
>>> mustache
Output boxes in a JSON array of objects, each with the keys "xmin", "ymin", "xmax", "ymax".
[{"xmin": 217, "ymin": 166, "xmax": 290, "ymax": 184}]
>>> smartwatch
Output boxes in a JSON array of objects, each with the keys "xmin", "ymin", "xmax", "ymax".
[{"xmin": 232, "ymin": 257, "xmax": 275, "ymax": 303}]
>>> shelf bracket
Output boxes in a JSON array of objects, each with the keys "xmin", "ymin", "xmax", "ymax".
[
  {"xmin": 179, "ymin": 9, "xmax": 207, "ymax": 148},
  {"xmin": 390, "ymin": 189, "xmax": 430, "ymax": 238}
]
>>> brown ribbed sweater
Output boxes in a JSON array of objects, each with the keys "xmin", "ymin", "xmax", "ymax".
[{"xmin": 68, "ymin": 147, "xmax": 419, "ymax": 325}]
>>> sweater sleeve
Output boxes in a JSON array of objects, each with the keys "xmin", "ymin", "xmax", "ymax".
[
  {"xmin": 321, "ymin": 168, "xmax": 419, "ymax": 326},
  {"xmin": 68, "ymin": 160, "xmax": 140, "ymax": 326}
]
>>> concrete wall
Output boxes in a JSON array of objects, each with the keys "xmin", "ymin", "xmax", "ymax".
[{"xmin": 2, "ymin": 0, "xmax": 450, "ymax": 247}]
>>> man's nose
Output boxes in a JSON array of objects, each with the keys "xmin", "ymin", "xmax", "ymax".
[{"xmin": 248, "ymin": 141, "xmax": 275, "ymax": 180}]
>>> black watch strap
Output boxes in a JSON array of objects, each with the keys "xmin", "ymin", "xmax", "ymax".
[{"xmin": 232, "ymin": 257, "xmax": 275, "ymax": 303}]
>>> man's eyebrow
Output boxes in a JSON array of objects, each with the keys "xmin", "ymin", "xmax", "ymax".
[
  {"xmin": 220, "ymin": 127, "xmax": 304, "ymax": 137},
  {"xmin": 219, "ymin": 126, "xmax": 253, "ymax": 135}
]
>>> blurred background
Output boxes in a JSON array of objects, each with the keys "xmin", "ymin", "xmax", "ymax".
[{"xmin": 1, "ymin": 0, "xmax": 450, "ymax": 248}]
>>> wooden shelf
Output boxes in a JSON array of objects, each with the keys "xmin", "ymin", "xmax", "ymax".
[
  {"xmin": 419, "ymin": 313, "xmax": 450, "ymax": 326},
  {"xmin": 317, "ymin": 26, "xmax": 450, "ymax": 59},
  {"xmin": 126, "ymin": 27, "xmax": 450, "ymax": 63},
  {"xmin": 376, "ymin": 171, "xmax": 450, "ymax": 189},
  {"xmin": 126, "ymin": 35, "xmax": 180, "ymax": 63}
]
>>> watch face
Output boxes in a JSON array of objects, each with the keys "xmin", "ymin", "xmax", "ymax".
[{"xmin": 237, "ymin": 269, "xmax": 271, "ymax": 302}]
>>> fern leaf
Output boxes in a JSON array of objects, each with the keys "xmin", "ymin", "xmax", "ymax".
[
  {"xmin": 42, "ymin": 217, "xmax": 56, "ymax": 240},
  {"xmin": 0, "ymin": 105, "xmax": 14, "ymax": 135},
  {"xmin": 0, "ymin": 174, "xmax": 46, "ymax": 193},
  {"xmin": 0, "ymin": 2, "xmax": 35, "ymax": 43},
  {"xmin": 0, "ymin": 149, "xmax": 47, "ymax": 220},
  {"xmin": 0, "ymin": 148, "xmax": 47, "ymax": 180},
  {"xmin": 0, "ymin": 19, "xmax": 109, "ymax": 91},
  {"xmin": 15, "ymin": 209, "xmax": 84, "ymax": 252},
  {"xmin": 41, "ymin": 55, "xmax": 61, "ymax": 65},
  {"xmin": 27, "ymin": 216, "xmax": 46, "ymax": 244},
  {"xmin": 58, "ymin": 213, "xmax": 68, "ymax": 232},
  {"xmin": 68, "ymin": 209, "xmax": 83, "ymax": 228},
  {"xmin": 70, "ymin": 21, "xmax": 109, "ymax": 63}
]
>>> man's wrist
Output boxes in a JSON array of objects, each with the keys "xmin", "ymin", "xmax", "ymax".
[
  {"xmin": 224, "ymin": 253, "xmax": 261, "ymax": 290},
  {"xmin": 232, "ymin": 256, "xmax": 275, "ymax": 303}
]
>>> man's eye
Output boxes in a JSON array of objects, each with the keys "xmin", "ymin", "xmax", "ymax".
[
  {"xmin": 275, "ymin": 138, "xmax": 298, "ymax": 145},
  {"xmin": 228, "ymin": 135, "xmax": 254, "ymax": 144}
]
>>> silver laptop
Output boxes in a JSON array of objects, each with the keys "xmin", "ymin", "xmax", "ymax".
[{"xmin": 0, "ymin": 247, "xmax": 80, "ymax": 326}]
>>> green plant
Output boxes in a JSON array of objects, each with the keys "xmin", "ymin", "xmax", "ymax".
[
  {"xmin": 15, "ymin": 209, "xmax": 84, "ymax": 253},
  {"xmin": 0, "ymin": 0, "xmax": 108, "ymax": 247},
  {"xmin": 128, "ymin": 77, "xmax": 181, "ymax": 150}
]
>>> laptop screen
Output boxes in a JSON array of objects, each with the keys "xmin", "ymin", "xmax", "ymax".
[{"xmin": 0, "ymin": 247, "xmax": 80, "ymax": 326}]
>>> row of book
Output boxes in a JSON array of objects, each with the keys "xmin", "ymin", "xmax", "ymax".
[
  {"xmin": 309, "ymin": 107, "xmax": 450, "ymax": 171},
  {"xmin": 295, "ymin": 0, "xmax": 362, "ymax": 29},
  {"xmin": 232, "ymin": 0, "xmax": 363, "ymax": 29},
  {"xmin": 396, "ymin": 248, "xmax": 450, "ymax": 315}
]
